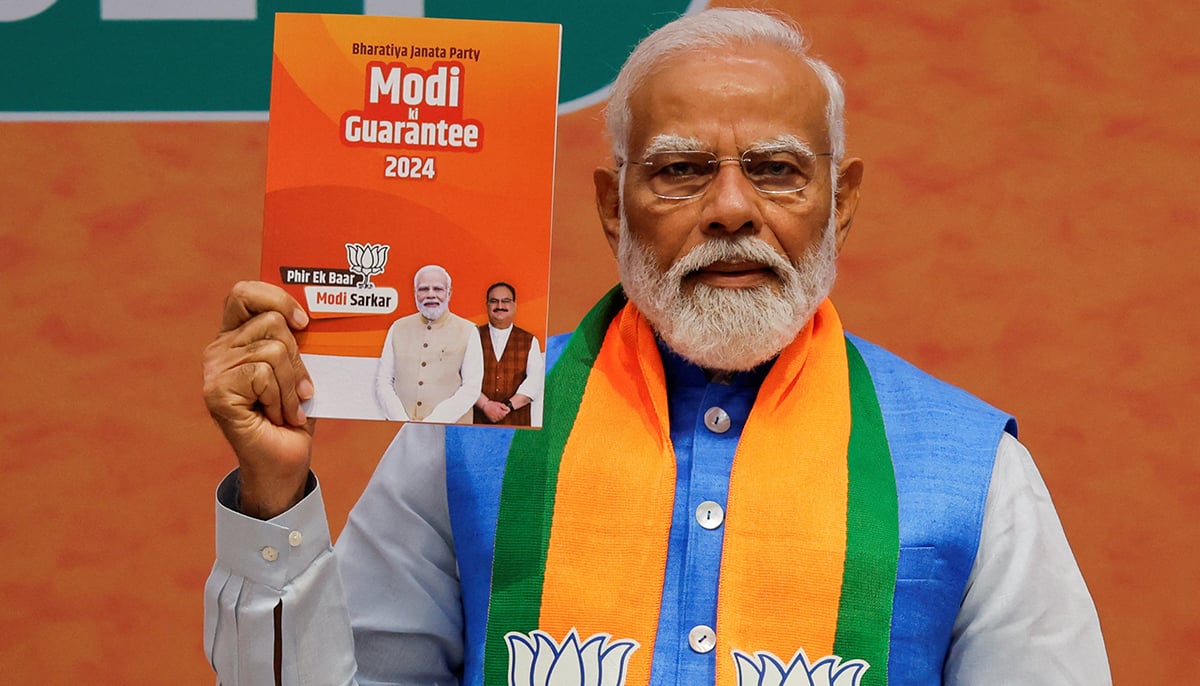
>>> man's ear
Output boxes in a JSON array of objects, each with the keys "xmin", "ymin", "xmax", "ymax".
[
  {"xmin": 833, "ymin": 157, "xmax": 864, "ymax": 253},
  {"xmin": 594, "ymin": 166, "xmax": 622, "ymax": 256}
]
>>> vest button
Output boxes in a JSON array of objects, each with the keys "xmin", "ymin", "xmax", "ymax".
[
  {"xmin": 695, "ymin": 501, "xmax": 724, "ymax": 530},
  {"xmin": 703, "ymin": 407, "xmax": 731, "ymax": 434},
  {"xmin": 418, "ymin": 380, "xmax": 424, "ymax": 386},
  {"xmin": 688, "ymin": 625, "xmax": 716, "ymax": 654}
]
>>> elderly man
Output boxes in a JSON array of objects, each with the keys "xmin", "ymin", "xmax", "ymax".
[
  {"xmin": 473, "ymin": 282, "xmax": 544, "ymax": 426},
  {"xmin": 202, "ymin": 9, "xmax": 1110, "ymax": 685},
  {"xmin": 374, "ymin": 264, "xmax": 483, "ymax": 423}
]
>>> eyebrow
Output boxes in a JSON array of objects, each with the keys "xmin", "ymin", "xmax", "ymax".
[
  {"xmin": 640, "ymin": 133, "xmax": 817, "ymax": 157},
  {"xmin": 643, "ymin": 134, "xmax": 706, "ymax": 155},
  {"xmin": 751, "ymin": 134, "xmax": 817, "ymax": 156}
]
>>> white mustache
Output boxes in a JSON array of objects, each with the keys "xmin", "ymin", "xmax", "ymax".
[{"xmin": 668, "ymin": 236, "xmax": 792, "ymax": 281}]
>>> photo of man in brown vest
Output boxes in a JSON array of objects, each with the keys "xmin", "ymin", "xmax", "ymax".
[
  {"xmin": 375, "ymin": 264, "xmax": 483, "ymax": 423},
  {"xmin": 473, "ymin": 282, "xmax": 544, "ymax": 426}
]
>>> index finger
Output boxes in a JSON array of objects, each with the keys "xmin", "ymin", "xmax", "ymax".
[{"xmin": 221, "ymin": 280, "xmax": 310, "ymax": 333}]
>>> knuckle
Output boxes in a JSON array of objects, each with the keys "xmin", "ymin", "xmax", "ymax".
[
  {"xmin": 230, "ymin": 280, "xmax": 256, "ymax": 299},
  {"xmin": 202, "ymin": 334, "xmax": 229, "ymax": 358},
  {"xmin": 246, "ymin": 337, "xmax": 287, "ymax": 360},
  {"xmin": 244, "ymin": 362, "xmax": 276, "ymax": 396},
  {"xmin": 262, "ymin": 338, "xmax": 291, "ymax": 363},
  {"xmin": 201, "ymin": 376, "xmax": 222, "ymax": 403},
  {"xmin": 259, "ymin": 309, "xmax": 288, "ymax": 331}
]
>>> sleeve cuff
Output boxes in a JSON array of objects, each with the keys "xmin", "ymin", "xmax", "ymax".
[{"xmin": 214, "ymin": 469, "xmax": 333, "ymax": 590}]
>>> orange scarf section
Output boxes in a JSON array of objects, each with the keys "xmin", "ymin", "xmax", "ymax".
[
  {"xmin": 718, "ymin": 300, "xmax": 851, "ymax": 676},
  {"xmin": 537, "ymin": 303, "xmax": 674, "ymax": 685},
  {"xmin": 536, "ymin": 299, "xmax": 850, "ymax": 685}
]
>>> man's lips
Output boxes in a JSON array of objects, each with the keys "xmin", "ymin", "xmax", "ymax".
[
  {"xmin": 689, "ymin": 260, "xmax": 776, "ymax": 287},
  {"xmin": 702, "ymin": 260, "xmax": 771, "ymax": 274}
]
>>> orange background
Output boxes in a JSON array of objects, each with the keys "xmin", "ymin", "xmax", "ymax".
[
  {"xmin": 264, "ymin": 14, "xmax": 558, "ymax": 356},
  {"xmin": 2, "ymin": 1, "xmax": 1198, "ymax": 682}
]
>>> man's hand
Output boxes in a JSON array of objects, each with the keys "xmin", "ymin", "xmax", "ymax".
[
  {"xmin": 480, "ymin": 400, "xmax": 510, "ymax": 423},
  {"xmin": 202, "ymin": 281, "xmax": 315, "ymax": 519}
]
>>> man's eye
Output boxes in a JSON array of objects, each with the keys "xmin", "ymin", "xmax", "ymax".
[
  {"xmin": 656, "ymin": 160, "xmax": 708, "ymax": 178},
  {"xmin": 746, "ymin": 159, "xmax": 802, "ymax": 178}
]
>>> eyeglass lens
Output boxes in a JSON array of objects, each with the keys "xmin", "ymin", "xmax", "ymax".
[{"xmin": 642, "ymin": 150, "xmax": 820, "ymax": 198}]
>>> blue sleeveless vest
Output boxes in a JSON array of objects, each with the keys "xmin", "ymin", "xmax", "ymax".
[{"xmin": 444, "ymin": 332, "xmax": 1016, "ymax": 685}]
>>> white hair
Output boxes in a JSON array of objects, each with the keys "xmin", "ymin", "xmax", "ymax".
[
  {"xmin": 413, "ymin": 264, "xmax": 452, "ymax": 289},
  {"xmin": 606, "ymin": 8, "xmax": 846, "ymax": 165}
]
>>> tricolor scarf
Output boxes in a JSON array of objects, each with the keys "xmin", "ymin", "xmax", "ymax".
[{"xmin": 484, "ymin": 288, "xmax": 901, "ymax": 685}]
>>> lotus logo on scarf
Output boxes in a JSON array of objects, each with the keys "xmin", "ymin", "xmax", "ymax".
[
  {"xmin": 505, "ymin": 628, "xmax": 639, "ymax": 686},
  {"xmin": 732, "ymin": 647, "xmax": 869, "ymax": 686}
]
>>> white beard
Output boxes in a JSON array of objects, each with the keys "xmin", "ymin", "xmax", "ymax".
[
  {"xmin": 617, "ymin": 215, "xmax": 839, "ymax": 372},
  {"xmin": 418, "ymin": 299, "xmax": 448, "ymax": 321}
]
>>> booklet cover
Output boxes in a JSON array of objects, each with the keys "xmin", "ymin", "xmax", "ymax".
[{"xmin": 261, "ymin": 12, "xmax": 560, "ymax": 426}]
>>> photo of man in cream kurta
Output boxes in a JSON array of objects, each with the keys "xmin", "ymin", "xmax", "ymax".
[{"xmin": 375, "ymin": 264, "xmax": 483, "ymax": 423}]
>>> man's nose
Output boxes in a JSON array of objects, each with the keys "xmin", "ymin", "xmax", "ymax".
[{"xmin": 700, "ymin": 161, "xmax": 762, "ymax": 236}]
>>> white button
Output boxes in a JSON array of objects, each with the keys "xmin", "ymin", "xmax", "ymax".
[
  {"xmin": 688, "ymin": 625, "xmax": 716, "ymax": 653},
  {"xmin": 288, "ymin": 530, "xmax": 303, "ymax": 548},
  {"xmin": 703, "ymin": 407, "xmax": 731, "ymax": 434},
  {"xmin": 261, "ymin": 546, "xmax": 279, "ymax": 562},
  {"xmin": 695, "ymin": 501, "xmax": 725, "ymax": 530}
]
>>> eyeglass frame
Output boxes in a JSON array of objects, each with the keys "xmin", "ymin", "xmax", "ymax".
[{"xmin": 620, "ymin": 148, "xmax": 835, "ymax": 201}]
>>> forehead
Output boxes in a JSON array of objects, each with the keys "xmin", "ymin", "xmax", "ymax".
[
  {"xmin": 488, "ymin": 285, "xmax": 514, "ymax": 299},
  {"xmin": 416, "ymin": 273, "xmax": 449, "ymax": 288},
  {"xmin": 627, "ymin": 44, "xmax": 829, "ymax": 154}
]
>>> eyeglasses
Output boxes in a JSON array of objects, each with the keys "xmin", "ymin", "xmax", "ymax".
[
  {"xmin": 487, "ymin": 298, "xmax": 514, "ymax": 305},
  {"xmin": 624, "ymin": 149, "xmax": 833, "ymax": 200}
]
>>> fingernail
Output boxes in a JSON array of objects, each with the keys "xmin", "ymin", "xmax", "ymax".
[
  {"xmin": 293, "ymin": 308, "xmax": 310, "ymax": 327},
  {"xmin": 298, "ymin": 378, "xmax": 315, "ymax": 400},
  {"xmin": 295, "ymin": 404, "xmax": 307, "ymax": 424}
]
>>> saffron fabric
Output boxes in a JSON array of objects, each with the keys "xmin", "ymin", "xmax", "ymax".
[
  {"xmin": 205, "ymin": 295, "xmax": 1111, "ymax": 685},
  {"xmin": 482, "ymin": 290, "xmax": 900, "ymax": 685}
]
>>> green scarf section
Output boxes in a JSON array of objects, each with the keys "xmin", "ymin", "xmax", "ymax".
[
  {"xmin": 483, "ymin": 290, "xmax": 624, "ymax": 684},
  {"xmin": 483, "ymin": 287, "xmax": 900, "ymax": 685}
]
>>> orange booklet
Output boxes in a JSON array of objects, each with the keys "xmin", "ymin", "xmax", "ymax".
[{"xmin": 260, "ymin": 13, "xmax": 560, "ymax": 425}]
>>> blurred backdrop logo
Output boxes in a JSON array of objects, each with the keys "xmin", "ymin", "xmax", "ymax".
[{"xmin": 0, "ymin": 0, "xmax": 705, "ymax": 118}]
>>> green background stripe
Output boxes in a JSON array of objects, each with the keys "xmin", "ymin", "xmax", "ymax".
[
  {"xmin": 0, "ymin": 1, "xmax": 697, "ymax": 113},
  {"xmin": 834, "ymin": 338, "xmax": 901, "ymax": 686},
  {"xmin": 482, "ymin": 287, "xmax": 625, "ymax": 685}
]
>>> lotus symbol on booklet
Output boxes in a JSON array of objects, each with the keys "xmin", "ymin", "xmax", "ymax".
[
  {"xmin": 505, "ymin": 628, "xmax": 639, "ymax": 686},
  {"xmin": 732, "ymin": 648, "xmax": 869, "ymax": 686},
  {"xmin": 345, "ymin": 242, "xmax": 390, "ymax": 288}
]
